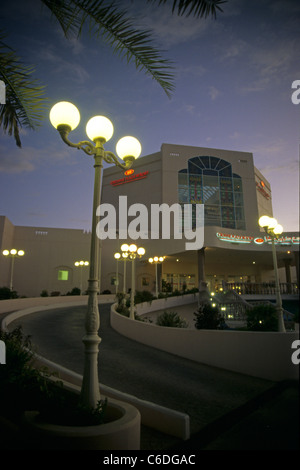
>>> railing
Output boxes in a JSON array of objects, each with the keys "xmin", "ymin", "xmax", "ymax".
[{"xmin": 222, "ymin": 282, "xmax": 299, "ymax": 296}]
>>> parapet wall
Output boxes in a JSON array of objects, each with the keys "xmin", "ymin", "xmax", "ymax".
[{"xmin": 111, "ymin": 301, "xmax": 299, "ymax": 382}]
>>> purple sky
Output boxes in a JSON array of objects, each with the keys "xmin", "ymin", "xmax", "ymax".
[{"xmin": 0, "ymin": 0, "xmax": 299, "ymax": 232}]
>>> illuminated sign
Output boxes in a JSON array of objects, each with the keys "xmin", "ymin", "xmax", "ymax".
[
  {"xmin": 124, "ymin": 169, "xmax": 134, "ymax": 176},
  {"xmin": 256, "ymin": 180, "xmax": 270, "ymax": 199},
  {"xmin": 110, "ymin": 171, "xmax": 149, "ymax": 186},
  {"xmin": 216, "ymin": 232, "xmax": 300, "ymax": 246}
]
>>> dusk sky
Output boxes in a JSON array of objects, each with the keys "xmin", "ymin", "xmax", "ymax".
[{"xmin": 0, "ymin": 0, "xmax": 299, "ymax": 232}]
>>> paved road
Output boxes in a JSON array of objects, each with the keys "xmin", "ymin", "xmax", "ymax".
[{"xmin": 8, "ymin": 303, "xmax": 300, "ymax": 451}]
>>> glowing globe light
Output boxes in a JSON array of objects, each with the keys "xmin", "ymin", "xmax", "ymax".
[
  {"xmin": 86, "ymin": 116, "xmax": 114, "ymax": 142},
  {"xmin": 116, "ymin": 136, "xmax": 141, "ymax": 160},
  {"xmin": 50, "ymin": 101, "xmax": 80, "ymax": 130}
]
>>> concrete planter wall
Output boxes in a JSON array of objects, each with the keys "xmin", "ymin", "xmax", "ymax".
[
  {"xmin": 22, "ymin": 398, "xmax": 141, "ymax": 450},
  {"xmin": 111, "ymin": 302, "xmax": 299, "ymax": 382}
]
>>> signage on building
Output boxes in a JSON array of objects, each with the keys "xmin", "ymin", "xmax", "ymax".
[
  {"xmin": 256, "ymin": 180, "xmax": 270, "ymax": 199},
  {"xmin": 110, "ymin": 171, "xmax": 149, "ymax": 187},
  {"xmin": 216, "ymin": 232, "xmax": 300, "ymax": 246}
]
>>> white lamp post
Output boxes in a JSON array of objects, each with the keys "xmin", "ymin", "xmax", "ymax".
[
  {"xmin": 113, "ymin": 252, "xmax": 121, "ymax": 294},
  {"xmin": 50, "ymin": 101, "xmax": 141, "ymax": 408},
  {"xmin": 258, "ymin": 215, "xmax": 285, "ymax": 332},
  {"xmin": 120, "ymin": 244, "xmax": 129, "ymax": 298},
  {"xmin": 2, "ymin": 249, "xmax": 25, "ymax": 292},
  {"xmin": 121, "ymin": 244, "xmax": 145, "ymax": 319},
  {"xmin": 148, "ymin": 256, "xmax": 164, "ymax": 297},
  {"xmin": 74, "ymin": 260, "xmax": 89, "ymax": 294}
]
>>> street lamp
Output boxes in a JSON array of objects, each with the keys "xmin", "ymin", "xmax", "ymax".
[
  {"xmin": 121, "ymin": 244, "xmax": 145, "ymax": 319},
  {"xmin": 74, "ymin": 260, "xmax": 89, "ymax": 294},
  {"xmin": 148, "ymin": 256, "xmax": 164, "ymax": 297},
  {"xmin": 113, "ymin": 252, "xmax": 121, "ymax": 294},
  {"xmin": 258, "ymin": 215, "xmax": 285, "ymax": 332},
  {"xmin": 2, "ymin": 249, "xmax": 25, "ymax": 292},
  {"xmin": 50, "ymin": 101, "xmax": 141, "ymax": 408}
]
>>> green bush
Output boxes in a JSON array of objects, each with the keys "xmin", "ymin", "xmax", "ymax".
[
  {"xmin": 246, "ymin": 304, "xmax": 278, "ymax": 331},
  {"xmin": 156, "ymin": 311, "xmax": 188, "ymax": 328},
  {"xmin": 66, "ymin": 287, "xmax": 81, "ymax": 296},
  {"xmin": 0, "ymin": 326, "xmax": 107, "ymax": 426},
  {"xmin": 40, "ymin": 290, "xmax": 49, "ymax": 297},
  {"xmin": 194, "ymin": 303, "xmax": 226, "ymax": 330},
  {"xmin": 134, "ymin": 290, "xmax": 155, "ymax": 304},
  {"xmin": 0, "ymin": 286, "xmax": 18, "ymax": 300}
]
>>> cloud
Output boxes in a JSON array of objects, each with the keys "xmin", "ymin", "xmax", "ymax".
[
  {"xmin": 39, "ymin": 47, "xmax": 90, "ymax": 84},
  {"xmin": 0, "ymin": 141, "xmax": 77, "ymax": 174},
  {"xmin": 129, "ymin": 2, "xmax": 211, "ymax": 48},
  {"xmin": 208, "ymin": 86, "xmax": 221, "ymax": 101}
]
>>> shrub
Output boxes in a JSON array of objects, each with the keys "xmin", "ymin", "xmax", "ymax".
[
  {"xmin": 156, "ymin": 311, "xmax": 188, "ymax": 328},
  {"xmin": 66, "ymin": 287, "xmax": 81, "ymax": 296},
  {"xmin": 0, "ymin": 287, "xmax": 18, "ymax": 300},
  {"xmin": 40, "ymin": 290, "xmax": 49, "ymax": 297},
  {"xmin": 194, "ymin": 303, "xmax": 226, "ymax": 330},
  {"xmin": 134, "ymin": 290, "xmax": 155, "ymax": 304},
  {"xmin": 0, "ymin": 326, "xmax": 107, "ymax": 426},
  {"xmin": 115, "ymin": 292, "xmax": 130, "ymax": 317},
  {"xmin": 246, "ymin": 303, "xmax": 278, "ymax": 331}
]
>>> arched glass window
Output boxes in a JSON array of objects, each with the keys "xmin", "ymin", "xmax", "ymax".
[{"xmin": 178, "ymin": 156, "xmax": 245, "ymax": 230}]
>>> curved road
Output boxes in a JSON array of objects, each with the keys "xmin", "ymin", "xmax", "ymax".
[{"xmin": 9, "ymin": 303, "xmax": 277, "ymax": 449}]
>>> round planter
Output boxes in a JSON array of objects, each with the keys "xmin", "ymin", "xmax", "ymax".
[{"xmin": 22, "ymin": 399, "xmax": 141, "ymax": 450}]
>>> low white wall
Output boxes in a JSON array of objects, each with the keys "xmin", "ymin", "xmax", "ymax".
[
  {"xmin": 135, "ymin": 293, "xmax": 199, "ymax": 316},
  {"xmin": 0, "ymin": 294, "xmax": 115, "ymax": 316},
  {"xmin": 111, "ymin": 303, "xmax": 299, "ymax": 382}
]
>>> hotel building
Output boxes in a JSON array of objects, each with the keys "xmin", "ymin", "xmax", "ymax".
[{"xmin": 0, "ymin": 143, "xmax": 299, "ymax": 299}]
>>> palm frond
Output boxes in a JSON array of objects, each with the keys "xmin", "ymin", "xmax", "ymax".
[
  {"xmin": 41, "ymin": 0, "xmax": 175, "ymax": 97},
  {"xmin": 0, "ymin": 32, "xmax": 47, "ymax": 147},
  {"xmin": 147, "ymin": 0, "xmax": 226, "ymax": 18}
]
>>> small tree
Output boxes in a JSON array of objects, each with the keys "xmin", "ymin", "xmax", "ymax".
[
  {"xmin": 194, "ymin": 303, "xmax": 225, "ymax": 330},
  {"xmin": 156, "ymin": 311, "xmax": 188, "ymax": 328},
  {"xmin": 246, "ymin": 304, "xmax": 278, "ymax": 331}
]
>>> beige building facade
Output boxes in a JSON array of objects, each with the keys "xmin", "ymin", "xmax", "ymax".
[{"xmin": 1, "ymin": 143, "xmax": 299, "ymax": 298}]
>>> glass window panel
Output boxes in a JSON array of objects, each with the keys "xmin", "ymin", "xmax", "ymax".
[
  {"xmin": 188, "ymin": 159, "xmax": 203, "ymax": 174},
  {"xmin": 219, "ymin": 165, "xmax": 232, "ymax": 177},
  {"xmin": 205, "ymin": 206, "xmax": 221, "ymax": 226},
  {"xmin": 233, "ymin": 177, "xmax": 243, "ymax": 192},
  {"xmin": 220, "ymin": 177, "xmax": 233, "ymax": 191},
  {"xmin": 58, "ymin": 270, "xmax": 68, "ymax": 281},
  {"xmin": 200, "ymin": 156, "xmax": 210, "ymax": 168},
  {"xmin": 210, "ymin": 157, "xmax": 220, "ymax": 169},
  {"xmin": 220, "ymin": 191, "xmax": 234, "ymax": 205},
  {"xmin": 178, "ymin": 172, "xmax": 189, "ymax": 203},
  {"xmin": 189, "ymin": 174, "xmax": 202, "ymax": 203},
  {"xmin": 234, "ymin": 192, "xmax": 244, "ymax": 205}
]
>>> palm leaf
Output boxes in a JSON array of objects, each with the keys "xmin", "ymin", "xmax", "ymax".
[
  {"xmin": 41, "ymin": 0, "xmax": 175, "ymax": 97},
  {"xmin": 0, "ymin": 33, "xmax": 47, "ymax": 147},
  {"xmin": 147, "ymin": 0, "xmax": 226, "ymax": 18}
]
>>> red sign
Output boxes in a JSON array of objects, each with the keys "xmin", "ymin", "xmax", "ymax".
[
  {"xmin": 110, "ymin": 171, "xmax": 149, "ymax": 186},
  {"xmin": 124, "ymin": 169, "xmax": 134, "ymax": 176},
  {"xmin": 256, "ymin": 181, "xmax": 270, "ymax": 199}
]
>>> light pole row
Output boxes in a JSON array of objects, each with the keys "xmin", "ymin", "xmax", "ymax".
[
  {"xmin": 2, "ymin": 249, "xmax": 25, "ymax": 291},
  {"xmin": 74, "ymin": 260, "xmax": 89, "ymax": 294},
  {"xmin": 114, "ymin": 244, "xmax": 146, "ymax": 319},
  {"xmin": 148, "ymin": 256, "xmax": 165, "ymax": 297}
]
